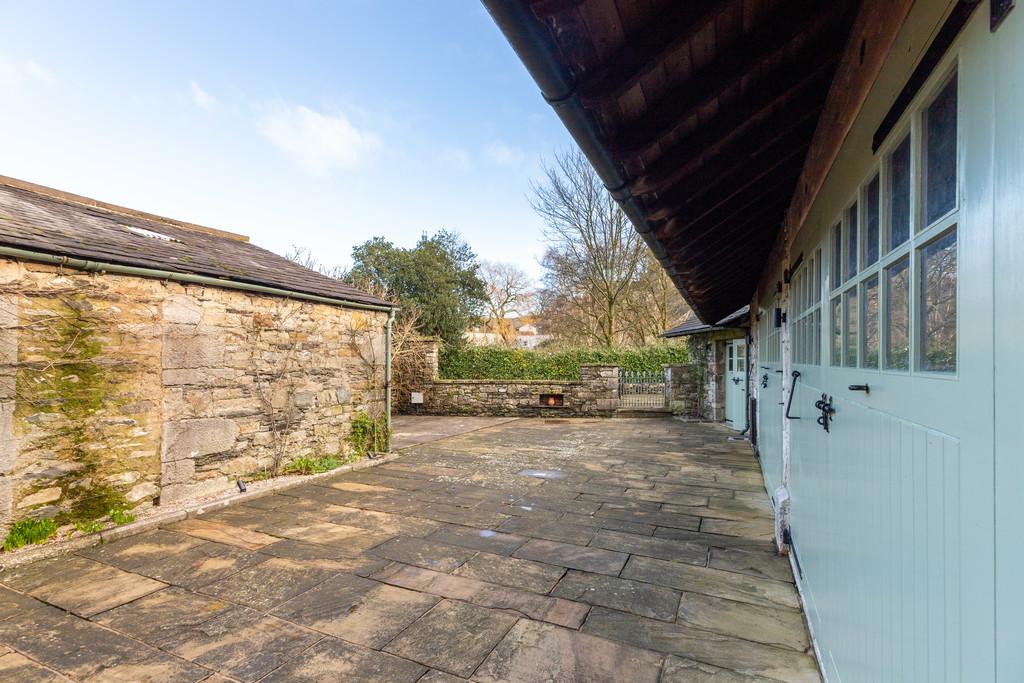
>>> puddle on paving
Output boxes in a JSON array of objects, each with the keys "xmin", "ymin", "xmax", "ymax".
[
  {"xmin": 516, "ymin": 469, "xmax": 567, "ymax": 480},
  {"xmin": 478, "ymin": 530, "xmax": 497, "ymax": 538}
]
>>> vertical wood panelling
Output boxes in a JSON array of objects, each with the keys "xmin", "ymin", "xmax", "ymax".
[
  {"xmin": 791, "ymin": 394, "xmax": 962, "ymax": 682},
  {"xmin": 992, "ymin": 3, "xmax": 1024, "ymax": 681}
]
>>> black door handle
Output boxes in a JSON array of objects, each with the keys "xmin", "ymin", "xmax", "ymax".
[
  {"xmin": 848, "ymin": 384, "xmax": 870, "ymax": 393},
  {"xmin": 785, "ymin": 370, "xmax": 801, "ymax": 419}
]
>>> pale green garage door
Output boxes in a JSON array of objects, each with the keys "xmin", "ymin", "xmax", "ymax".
[{"xmin": 783, "ymin": 5, "xmax": 1014, "ymax": 680}]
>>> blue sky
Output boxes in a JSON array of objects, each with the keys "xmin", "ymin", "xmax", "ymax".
[{"xmin": 0, "ymin": 1, "xmax": 574, "ymax": 280}]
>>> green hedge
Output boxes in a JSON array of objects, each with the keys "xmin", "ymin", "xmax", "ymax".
[{"xmin": 438, "ymin": 345, "xmax": 690, "ymax": 381}]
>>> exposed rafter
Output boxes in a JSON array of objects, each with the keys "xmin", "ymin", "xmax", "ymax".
[
  {"xmin": 576, "ymin": 2, "xmax": 731, "ymax": 107},
  {"xmin": 647, "ymin": 130, "xmax": 814, "ymax": 222},
  {"xmin": 630, "ymin": 58, "xmax": 835, "ymax": 195},
  {"xmin": 605, "ymin": 0, "xmax": 830, "ymax": 157}
]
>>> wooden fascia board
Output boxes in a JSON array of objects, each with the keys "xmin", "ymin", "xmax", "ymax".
[{"xmin": 780, "ymin": 0, "xmax": 915, "ymax": 241}]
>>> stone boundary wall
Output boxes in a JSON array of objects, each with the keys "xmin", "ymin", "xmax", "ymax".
[
  {"xmin": 394, "ymin": 339, "xmax": 619, "ymax": 417},
  {"xmin": 394, "ymin": 339, "xmax": 705, "ymax": 419},
  {"xmin": 0, "ymin": 259, "xmax": 386, "ymax": 538}
]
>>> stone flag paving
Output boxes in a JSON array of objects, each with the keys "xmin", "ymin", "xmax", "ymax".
[{"xmin": 0, "ymin": 418, "xmax": 819, "ymax": 682}]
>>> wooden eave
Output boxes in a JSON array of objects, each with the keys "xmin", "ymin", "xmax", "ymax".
[{"xmin": 522, "ymin": 0, "xmax": 862, "ymax": 323}]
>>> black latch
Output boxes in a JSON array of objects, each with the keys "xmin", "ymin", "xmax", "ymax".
[
  {"xmin": 761, "ymin": 374, "xmax": 769, "ymax": 389},
  {"xmin": 848, "ymin": 384, "xmax": 870, "ymax": 394},
  {"xmin": 814, "ymin": 393, "xmax": 835, "ymax": 433},
  {"xmin": 785, "ymin": 371, "xmax": 801, "ymax": 420}
]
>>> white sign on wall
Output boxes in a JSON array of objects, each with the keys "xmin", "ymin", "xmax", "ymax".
[{"xmin": 410, "ymin": 392, "xmax": 424, "ymax": 404}]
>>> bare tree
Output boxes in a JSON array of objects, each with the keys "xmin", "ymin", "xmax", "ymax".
[
  {"xmin": 285, "ymin": 245, "xmax": 349, "ymax": 280},
  {"xmin": 621, "ymin": 251, "xmax": 691, "ymax": 347},
  {"xmin": 480, "ymin": 261, "xmax": 534, "ymax": 345},
  {"xmin": 531, "ymin": 148, "xmax": 660, "ymax": 347}
]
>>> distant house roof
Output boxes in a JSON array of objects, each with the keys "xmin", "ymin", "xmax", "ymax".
[
  {"xmin": 662, "ymin": 306, "xmax": 749, "ymax": 338},
  {"xmin": 0, "ymin": 177, "xmax": 391, "ymax": 308}
]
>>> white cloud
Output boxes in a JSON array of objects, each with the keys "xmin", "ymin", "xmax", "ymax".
[
  {"xmin": 257, "ymin": 104, "xmax": 381, "ymax": 174},
  {"xmin": 189, "ymin": 80, "xmax": 219, "ymax": 111},
  {"xmin": 483, "ymin": 141, "xmax": 525, "ymax": 166},
  {"xmin": 0, "ymin": 56, "xmax": 55, "ymax": 85}
]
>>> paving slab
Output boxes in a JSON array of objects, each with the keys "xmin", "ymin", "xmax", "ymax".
[
  {"xmin": 621, "ymin": 555, "xmax": 801, "ymax": 610},
  {"xmin": 167, "ymin": 518, "xmax": 279, "ymax": 550},
  {"xmin": 496, "ymin": 517, "xmax": 596, "ymax": 545},
  {"xmin": 473, "ymin": 619, "xmax": 662, "ymax": 683},
  {"xmin": 420, "ymin": 670, "xmax": 469, "ymax": 683},
  {"xmin": 551, "ymin": 569, "xmax": 680, "ymax": 621},
  {"xmin": 164, "ymin": 607, "xmax": 320, "ymax": 682},
  {"xmin": 97, "ymin": 586, "xmax": 236, "ymax": 647},
  {"xmin": 257, "ymin": 539, "xmax": 390, "ymax": 574},
  {"xmin": 374, "ymin": 564, "xmax": 589, "ymax": 628},
  {"xmin": 270, "ymin": 572, "xmax": 439, "ymax": 647},
  {"xmin": 199, "ymin": 557, "xmax": 337, "ymax": 611},
  {"xmin": 590, "ymin": 528, "xmax": 709, "ymax": 565},
  {"xmin": 452, "ymin": 552, "xmax": 566, "ymax": 594},
  {"xmin": 383, "ymin": 599, "xmax": 518, "ymax": 677},
  {"xmin": 0, "ymin": 601, "xmax": 208, "ymax": 681},
  {"xmin": 708, "ymin": 546, "xmax": 794, "ymax": 583},
  {"xmin": 584, "ymin": 607, "xmax": 821, "ymax": 683},
  {"xmin": 512, "ymin": 539, "xmax": 628, "ymax": 576},
  {"xmin": 324, "ymin": 505, "xmax": 443, "ymax": 537},
  {"xmin": 661, "ymin": 656, "xmax": 777, "ymax": 683},
  {"xmin": 0, "ymin": 651, "xmax": 68, "ymax": 682},
  {"xmin": 0, "ymin": 555, "xmax": 165, "ymax": 617},
  {"xmin": 426, "ymin": 524, "xmax": 527, "ymax": 555},
  {"xmin": 700, "ymin": 517, "xmax": 775, "ymax": 540},
  {"xmin": 85, "ymin": 536, "xmax": 264, "ymax": 590},
  {"xmin": 677, "ymin": 592, "xmax": 810, "ymax": 651},
  {"xmin": 260, "ymin": 637, "xmax": 424, "ymax": 682},
  {"xmin": 77, "ymin": 529, "xmax": 206, "ymax": 569},
  {"xmin": 369, "ymin": 536, "xmax": 476, "ymax": 572}
]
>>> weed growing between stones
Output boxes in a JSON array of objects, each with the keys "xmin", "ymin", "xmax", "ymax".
[
  {"xmin": 2, "ymin": 518, "xmax": 58, "ymax": 551},
  {"xmin": 74, "ymin": 519, "xmax": 104, "ymax": 535},
  {"xmin": 283, "ymin": 455, "xmax": 340, "ymax": 475},
  {"xmin": 348, "ymin": 411, "xmax": 388, "ymax": 457},
  {"xmin": 109, "ymin": 506, "xmax": 135, "ymax": 526}
]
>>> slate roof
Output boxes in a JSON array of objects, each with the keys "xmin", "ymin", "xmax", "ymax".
[
  {"xmin": 662, "ymin": 306, "xmax": 749, "ymax": 338},
  {"xmin": 0, "ymin": 177, "xmax": 391, "ymax": 308}
]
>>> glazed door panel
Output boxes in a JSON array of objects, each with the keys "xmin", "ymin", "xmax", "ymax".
[
  {"xmin": 724, "ymin": 340, "xmax": 748, "ymax": 431},
  {"xmin": 787, "ymin": 6, "xmax": 997, "ymax": 681}
]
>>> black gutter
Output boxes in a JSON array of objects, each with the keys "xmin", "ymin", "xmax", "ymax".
[{"xmin": 481, "ymin": 0, "xmax": 703, "ymax": 321}]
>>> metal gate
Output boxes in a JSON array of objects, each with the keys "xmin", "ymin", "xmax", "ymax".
[{"xmin": 617, "ymin": 369, "xmax": 668, "ymax": 408}]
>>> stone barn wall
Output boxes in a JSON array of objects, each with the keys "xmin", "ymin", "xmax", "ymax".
[{"xmin": 0, "ymin": 259, "xmax": 386, "ymax": 537}]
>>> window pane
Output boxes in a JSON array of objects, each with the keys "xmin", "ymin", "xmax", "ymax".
[
  {"xmin": 924, "ymin": 74, "xmax": 958, "ymax": 225},
  {"xmin": 864, "ymin": 175, "xmax": 880, "ymax": 266},
  {"xmin": 885, "ymin": 257, "xmax": 910, "ymax": 370},
  {"xmin": 920, "ymin": 229, "xmax": 957, "ymax": 372},
  {"xmin": 888, "ymin": 135, "xmax": 911, "ymax": 250},
  {"xmin": 846, "ymin": 202, "xmax": 859, "ymax": 281},
  {"xmin": 831, "ymin": 297, "xmax": 841, "ymax": 366},
  {"xmin": 861, "ymin": 276, "xmax": 879, "ymax": 368},
  {"xmin": 813, "ymin": 308, "xmax": 821, "ymax": 364},
  {"xmin": 813, "ymin": 252, "xmax": 821, "ymax": 302},
  {"xmin": 844, "ymin": 288, "xmax": 858, "ymax": 367},
  {"xmin": 831, "ymin": 223, "xmax": 842, "ymax": 287}
]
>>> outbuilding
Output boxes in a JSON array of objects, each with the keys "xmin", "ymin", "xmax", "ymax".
[
  {"xmin": 0, "ymin": 176, "xmax": 394, "ymax": 536},
  {"xmin": 662, "ymin": 307, "xmax": 749, "ymax": 430}
]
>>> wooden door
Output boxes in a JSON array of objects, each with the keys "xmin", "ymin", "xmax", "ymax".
[{"xmin": 724, "ymin": 340, "xmax": 747, "ymax": 431}]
